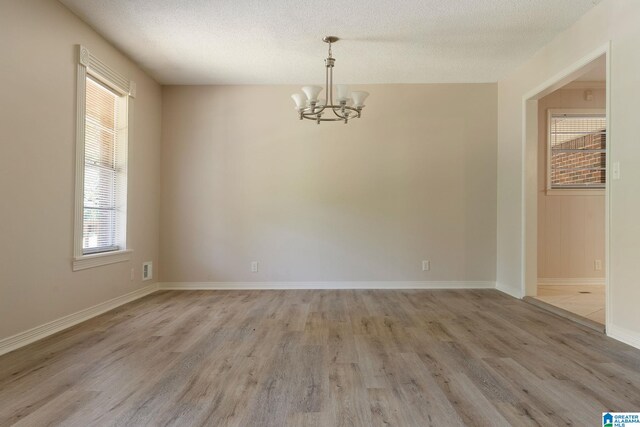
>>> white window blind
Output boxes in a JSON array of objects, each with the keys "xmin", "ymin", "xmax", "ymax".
[
  {"xmin": 549, "ymin": 113, "xmax": 606, "ymax": 189},
  {"xmin": 82, "ymin": 76, "xmax": 122, "ymax": 254}
]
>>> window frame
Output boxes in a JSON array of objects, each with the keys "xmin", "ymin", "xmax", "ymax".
[
  {"xmin": 73, "ymin": 45, "xmax": 136, "ymax": 271},
  {"xmin": 546, "ymin": 108, "xmax": 606, "ymax": 194}
]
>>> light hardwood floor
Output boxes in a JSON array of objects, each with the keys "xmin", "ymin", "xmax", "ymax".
[
  {"xmin": 1, "ymin": 289, "xmax": 639, "ymax": 426},
  {"xmin": 535, "ymin": 284, "xmax": 605, "ymax": 324}
]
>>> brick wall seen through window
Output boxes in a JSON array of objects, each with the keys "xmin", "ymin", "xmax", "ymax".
[{"xmin": 549, "ymin": 113, "xmax": 606, "ymax": 189}]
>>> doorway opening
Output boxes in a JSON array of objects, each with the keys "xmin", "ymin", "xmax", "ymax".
[{"xmin": 521, "ymin": 47, "xmax": 610, "ymax": 332}]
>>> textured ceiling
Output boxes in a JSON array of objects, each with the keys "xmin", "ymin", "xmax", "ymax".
[{"xmin": 59, "ymin": 0, "xmax": 602, "ymax": 85}]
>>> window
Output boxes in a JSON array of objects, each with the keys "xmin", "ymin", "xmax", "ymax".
[
  {"xmin": 74, "ymin": 46, "xmax": 135, "ymax": 271},
  {"xmin": 83, "ymin": 76, "xmax": 126, "ymax": 254},
  {"xmin": 547, "ymin": 110, "xmax": 606, "ymax": 190}
]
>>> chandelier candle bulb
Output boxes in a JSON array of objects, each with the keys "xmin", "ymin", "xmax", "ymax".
[
  {"xmin": 292, "ymin": 36, "xmax": 369, "ymax": 124},
  {"xmin": 291, "ymin": 93, "xmax": 307, "ymax": 110},
  {"xmin": 351, "ymin": 91, "xmax": 369, "ymax": 108},
  {"xmin": 336, "ymin": 84, "xmax": 351, "ymax": 102},
  {"xmin": 302, "ymin": 85, "xmax": 323, "ymax": 101}
]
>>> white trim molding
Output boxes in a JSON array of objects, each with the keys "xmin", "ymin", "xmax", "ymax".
[
  {"xmin": 538, "ymin": 278, "xmax": 605, "ymax": 285},
  {"xmin": 561, "ymin": 81, "xmax": 606, "ymax": 90},
  {"xmin": 607, "ymin": 324, "xmax": 640, "ymax": 351},
  {"xmin": 159, "ymin": 281, "xmax": 496, "ymax": 291},
  {"xmin": 0, "ymin": 283, "xmax": 158, "ymax": 356},
  {"xmin": 78, "ymin": 45, "xmax": 134, "ymax": 97},
  {"xmin": 545, "ymin": 189, "xmax": 604, "ymax": 196},
  {"xmin": 495, "ymin": 282, "xmax": 524, "ymax": 299},
  {"xmin": 72, "ymin": 249, "xmax": 133, "ymax": 271}
]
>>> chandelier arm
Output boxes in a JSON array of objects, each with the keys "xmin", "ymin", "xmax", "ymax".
[
  {"xmin": 325, "ymin": 62, "xmax": 329, "ymax": 107},
  {"xmin": 301, "ymin": 115, "xmax": 344, "ymax": 122},
  {"xmin": 301, "ymin": 103, "xmax": 329, "ymax": 115},
  {"xmin": 302, "ymin": 105, "xmax": 358, "ymax": 116},
  {"xmin": 329, "ymin": 67, "xmax": 334, "ymax": 105},
  {"xmin": 327, "ymin": 41, "xmax": 332, "ymax": 105},
  {"xmin": 331, "ymin": 107, "xmax": 347, "ymax": 119},
  {"xmin": 331, "ymin": 105, "xmax": 361, "ymax": 118},
  {"xmin": 300, "ymin": 105, "xmax": 357, "ymax": 119}
]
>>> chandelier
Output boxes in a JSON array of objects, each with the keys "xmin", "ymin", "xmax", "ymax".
[{"xmin": 291, "ymin": 36, "xmax": 369, "ymax": 124}]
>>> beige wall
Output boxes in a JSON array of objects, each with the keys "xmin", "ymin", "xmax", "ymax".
[
  {"xmin": 497, "ymin": 0, "xmax": 640, "ymax": 343},
  {"xmin": 537, "ymin": 87, "xmax": 606, "ymax": 280},
  {"xmin": 0, "ymin": 0, "xmax": 162, "ymax": 340},
  {"xmin": 160, "ymin": 84, "xmax": 497, "ymax": 283}
]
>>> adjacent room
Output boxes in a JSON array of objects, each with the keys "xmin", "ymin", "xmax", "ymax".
[
  {"xmin": 1, "ymin": 0, "xmax": 640, "ymax": 425},
  {"xmin": 529, "ymin": 55, "xmax": 608, "ymax": 330}
]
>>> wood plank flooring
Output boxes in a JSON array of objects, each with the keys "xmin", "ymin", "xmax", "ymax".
[{"xmin": 1, "ymin": 289, "xmax": 639, "ymax": 426}]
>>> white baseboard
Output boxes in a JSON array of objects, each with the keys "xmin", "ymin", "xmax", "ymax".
[
  {"xmin": 0, "ymin": 283, "xmax": 159, "ymax": 356},
  {"xmin": 607, "ymin": 324, "xmax": 640, "ymax": 350},
  {"xmin": 537, "ymin": 278, "xmax": 605, "ymax": 285},
  {"xmin": 495, "ymin": 282, "xmax": 523, "ymax": 299},
  {"xmin": 159, "ymin": 281, "xmax": 496, "ymax": 291}
]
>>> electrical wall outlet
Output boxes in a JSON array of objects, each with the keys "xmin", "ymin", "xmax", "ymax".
[
  {"xmin": 251, "ymin": 261, "xmax": 259, "ymax": 273},
  {"xmin": 142, "ymin": 262, "xmax": 153, "ymax": 281},
  {"xmin": 612, "ymin": 161, "xmax": 621, "ymax": 180},
  {"xmin": 422, "ymin": 260, "xmax": 430, "ymax": 271},
  {"xmin": 594, "ymin": 259, "xmax": 602, "ymax": 271}
]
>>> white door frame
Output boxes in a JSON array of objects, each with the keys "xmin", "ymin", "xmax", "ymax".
[{"xmin": 521, "ymin": 42, "xmax": 611, "ymax": 328}]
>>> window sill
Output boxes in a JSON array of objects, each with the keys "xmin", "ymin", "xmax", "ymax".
[
  {"xmin": 545, "ymin": 189, "xmax": 605, "ymax": 196},
  {"xmin": 73, "ymin": 249, "xmax": 132, "ymax": 271}
]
